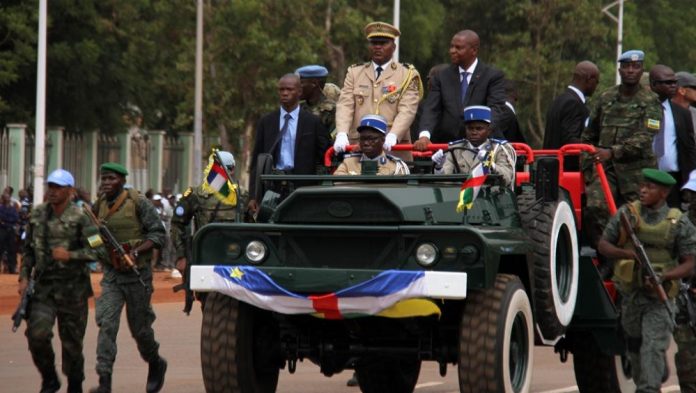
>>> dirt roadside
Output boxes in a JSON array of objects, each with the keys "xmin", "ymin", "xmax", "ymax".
[{"xmin": 0, "ymin": 271, "xmax": 185, "ymax": 315}]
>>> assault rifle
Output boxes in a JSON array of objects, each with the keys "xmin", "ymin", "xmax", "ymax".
[
  {"xmin": 619, "ymin": 211, "xmax": 670, "ymax": 306},
  {"xmin": 679, "ymin": 282, "xmax": 696, "ymax": 334},
  {"xmin": 82, "ymin": 205, "xmax": 148, "ymax": 290},
  {"xmin": 11, "ymin": 274, "xmax": 35, "ymax": 332}
]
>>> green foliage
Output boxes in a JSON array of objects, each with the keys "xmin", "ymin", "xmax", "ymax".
[{"xmin": 1, "ymin": 0, "xmax": 694, "ymax": 151}]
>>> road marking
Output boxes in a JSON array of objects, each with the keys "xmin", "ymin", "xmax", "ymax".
[
  {"xmin": 537, "ymin": 387, "xmax": 578, "ymax": 393},
  {"xmin": 415, "ymin": 381, "xmax": 443, "ymax": 389}
]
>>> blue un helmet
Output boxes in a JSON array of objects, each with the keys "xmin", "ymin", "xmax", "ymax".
[
  {"xmin": 46, "ymin": 168, "xmax": 75, "ymax": 187},
  {"xmin": 217, "ymin": 151, "xmax": 235, "ymax": 169}
]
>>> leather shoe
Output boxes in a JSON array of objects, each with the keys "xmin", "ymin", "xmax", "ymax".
[
  {"xmin": 67, "ymin": 377, "xmax": 83, "ymax": 393},
  {"xmin": 146, "ymin": 357, "xmax": 167, "ymax": 393},
  {"xmin": 88, "ymin": 374, "xmax": 111, "ymax": 393},
  {"xmin": 40, "ymin": 377, "xmax": 61, "ymax": 393}
]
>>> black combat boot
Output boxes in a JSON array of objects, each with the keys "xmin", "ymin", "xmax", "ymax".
[
  {"xmin": 146, "ymin": 357, "xmax": 167, "ymax": 393},
  {"xmin": 39, "ymin": 370, "xmax": 61, "ymax": 393},
  {"xmin": 88, "ymin": 374, "xmax": 111, "ymax": 393},
  {"xmin": 67, "ymin": 377, "xmax": 83, "ymax": 393}
]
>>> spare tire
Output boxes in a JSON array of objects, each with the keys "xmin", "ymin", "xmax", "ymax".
[{"xmin": 517, "ymin": 190, "xmax": 579, "ymax": 342}]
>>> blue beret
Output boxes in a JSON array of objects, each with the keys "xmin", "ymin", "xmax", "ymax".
[
  {"xmin": 462, "ymin": 105, "xmax": 492, "ymax": 123},
  {"xmin": 295, "ymin": 65, "xmax": 329, "ymax": 78},
  {"xmin": 47, "ymin": 169, "xmax": 75, "ymax": 187},
  {"xmin": 642, "ymin": 168, "xmax": 676, "ymax": 186},
  {"xmin": 618, "ymin": 50, "xmax": 644, "ymax": 63},
  {"xmin": 357, "ymin": 114, "xmax": 387, "ymax": 134},
  {"xmin": 100, "ymin": 162, "xmax": 128, "ymax": 176}
]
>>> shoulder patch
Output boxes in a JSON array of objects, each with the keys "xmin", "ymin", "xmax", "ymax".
[
  {"xmin": 175, "ymin": 206, "xmax": 185, "ymax": 216},
  {"xmin": 183, "ymin": 187, "xmax": 192, "ymax": 197},
  {"xmin": 646, "ymin": 119, "xmax": 660, "ymax": 130}
]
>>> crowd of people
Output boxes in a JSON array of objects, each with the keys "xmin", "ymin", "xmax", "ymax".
[{"xmin": 6, "ymin": 18, "xmax": 696, "ymax": 393}]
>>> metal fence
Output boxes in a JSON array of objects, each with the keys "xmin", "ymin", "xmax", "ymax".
[
  {"xmin": 163, "ymin": 134, "xmax": 184, "ymax": 195},
  {"xmin": 0, "ymin": 128, "xmax": 8, "ymax": 191},
  {"xmin": 63, "ymin": 132, "xmax": 86, "ymax": 190}
]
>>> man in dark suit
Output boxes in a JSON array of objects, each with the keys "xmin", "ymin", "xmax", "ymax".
[
  {"xmin": 247, "ymin": 73, "xmax": 330, "ymax": 213},
  {"xmin": 649, "ymin": 64, "xmax": 696, "ymax": 206},
  {"xmin": 543, "ymin": 61, "xmax": 600, "ymax": 170},
  {"xmin": 495, "ymin": 79, "xmax": 526, "ymax": 143},
  {"xmin": 414, "ymin": 30, "xmax": 506, "ymax": 149}
]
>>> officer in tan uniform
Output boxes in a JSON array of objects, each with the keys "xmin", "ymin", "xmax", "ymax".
[
  {"xmin": 334, "ymin": 114, "xmax": 409, "ymax": 176},
  {"xmin": 333, "ymin": 21, "xmax": 423, "ymax": 161},
  {"xmin": 432, "ymin": 105, "xmax": 516, "ymax": 187}
]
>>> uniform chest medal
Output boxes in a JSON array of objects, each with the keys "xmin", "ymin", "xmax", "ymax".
[{"xmin": 356, "ymin": 94, "xmax": 364, "ymax": 106}]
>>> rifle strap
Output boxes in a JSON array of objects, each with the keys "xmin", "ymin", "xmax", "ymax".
[
  {"xmin": 102, "ymin": 190, "xmax": 129, "ymax": 221},
  {"xmin": 618, "ymin": 202, "xmax": 642, "ymax": 247}
]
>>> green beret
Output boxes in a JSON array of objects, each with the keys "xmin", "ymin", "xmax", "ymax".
[
  {"xmin": 641, "ymin": 168, "xmax": 676, "ymax": 187},
  {"xmin": 100, "ymin": 162, "xmax": 128, "ymax": 176}
]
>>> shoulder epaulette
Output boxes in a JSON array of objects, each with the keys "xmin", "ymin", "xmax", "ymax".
[
  {"xmin": 183, "ymin": 187, "xmax": 193, "ymax": 198},
  {"xmin": 448, "ymin": 138, "xmax": 466, "ymax": 146},
  {"xmin": 344, "ymin": 152, "xmax": 362, "ymax": 158},
  {"xmin": 490, "ymin": 138, "xmax": 508, "ymax": 144}
]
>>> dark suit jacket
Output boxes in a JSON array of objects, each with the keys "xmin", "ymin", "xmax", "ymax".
[
  {"xmin": 543, "ymin": 87, "xmax": 588, "ymax": 149},
  {"xmin": 418, "ymin": 61, "xmax": 506, "ymax": 143},
  {"xmin": 496, "ymin": 104, "xmax": 526, "ymax": 143},
  {"xmin": 669, "ymin": 100, "xmax": 696, "ymax": 186},
  {"xmin": 248, "ymin": 108, "xmax": 329, "ymax": 198},
  {"xmin": 543, "ymin": 87, "xmax": 588, "ymax": 171}
]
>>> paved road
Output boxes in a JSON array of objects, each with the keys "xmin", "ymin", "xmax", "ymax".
[{"xmin": 0, "ymin": 302, "xmax": 680, "ymax": 392}]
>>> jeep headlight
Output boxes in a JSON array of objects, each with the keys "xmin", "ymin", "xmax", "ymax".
[
  {"xmin": 415, "ymin": 243, "xmax": 438, "ymax": 267},
  {"xmin": 245, "ymin": 240, "xmax": 267, "ymax": 264}
]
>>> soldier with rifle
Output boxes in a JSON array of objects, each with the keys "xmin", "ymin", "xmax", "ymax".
[
  {"xmin": 675, "ymin": 170, "xmax": 696, "ymax": 393},
  {"xmin": 17, "ymin": 169, "xmax": 103, "ymax": 393},
  {"xmin": 170, "ymin": 151, "xmax": 239, "ymax": 313},
  {"xmin": 598, "ymin": 168, "xmax": 696, "ymax": 393},
  {"xmin": 89, "ymin": 162, "xmax": 167, "ymax": 393}
]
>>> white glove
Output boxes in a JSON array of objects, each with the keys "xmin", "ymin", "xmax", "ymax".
[
  {"xmin": 431, "ymin": 149, "xmax": 446, "ymax": 168},
  {"xmin": 333, "ymin": 132, "xmax": 349, "ymax": 153},
  {"xmin": 383, "ymin": 133, "xmax": 398, "ymax": 151}
]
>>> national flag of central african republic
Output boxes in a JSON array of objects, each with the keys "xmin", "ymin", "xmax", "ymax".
[
  {"xmin": 456, "ymin": 159, "xmax": 490, "ymax": 213},
  {"xmin": 207, "ymin": 265, "xmax": 441, "ymax": 319},
  {"xmin": 201, "ymin": 154, "xmax": 237, "ymax": 206}
]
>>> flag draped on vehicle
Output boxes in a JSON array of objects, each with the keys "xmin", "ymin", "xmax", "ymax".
[{"xmin": 208, "ymin": 265, "xmax": 442, "ymax": 319}]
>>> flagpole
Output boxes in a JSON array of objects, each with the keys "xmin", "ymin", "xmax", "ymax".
[{"xmin": 33, "ymin": 0, "xmax": 47, "ymax": 204}]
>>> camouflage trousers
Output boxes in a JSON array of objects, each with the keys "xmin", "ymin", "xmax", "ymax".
[
  {"xmin": 94, "ymin": 278, "xmax": 160, "ymax": 376},
  {"xmin": 621, "ymin": 291, "xmax": 675, "ymax": 393},
  {"xmin": 583, "ymin": 173, "xmax": 637, "ymax": 249},
  {"xmin": 674, "ymin": 295, "xmax": 696, "ymax": 393},
  {"xmin": 26, "ymin": 284, "xmax": 89, "ymax": 381}
]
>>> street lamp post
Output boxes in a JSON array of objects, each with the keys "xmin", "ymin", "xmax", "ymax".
[
  {"xmin": 193, "ymin": 0, "xmax": 204, "ymax": 184},
  {"xmin": 603, "ymin": 0, "xmax": 625, "ymax": 85}
]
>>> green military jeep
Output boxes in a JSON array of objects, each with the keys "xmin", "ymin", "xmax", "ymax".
[{"xmin": 189, "ymin": 143, "xmax": 632, "ymax": 393}]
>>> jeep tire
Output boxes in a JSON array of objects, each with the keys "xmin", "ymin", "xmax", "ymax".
[
  {"xmin": 459, "ymin": 274, "xmax": 533, "ymax": 393},
  {"xmin": 201, "ymin": 292, "xmax": 280, "ymax": 393},
  {"xmin": 572, "ymin": 334, "xmax": 635, "ymax": 393},
  {"xmin": 517, "ymin": 190, "xmax": 579, "ymax": 341}
]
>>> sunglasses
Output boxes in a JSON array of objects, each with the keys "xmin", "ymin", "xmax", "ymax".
[{"xmin": 653, "ymin": 79, "xmax": 678, "ymax": 85}]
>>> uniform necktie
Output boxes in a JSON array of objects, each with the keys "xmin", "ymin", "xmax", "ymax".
[
  {"xmin": 376, "ymin": 66, "xmax": 383, "ymax": 80},
  {"xmin": 460, "ymin": 71, "xmax": 469, "ymax": 104},
  {"xmin": 654, "ymin": 104, "xmax": 666, "ymax": 157},
  {"xmin": 278, "ymin": 113, "xmax": 294, "ymax": 169}
]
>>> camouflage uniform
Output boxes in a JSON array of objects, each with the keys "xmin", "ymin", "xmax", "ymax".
[
  {"xmin": 602, "ymin": 201, "xmax": 696, "ymax": 393},
  {"xmin": 92, "ymin": 189, "xmax": 166, "ymax": 377},
  {"xmin": 581, "ymin": 85, "xmax": 662, "ymax": 246},
  {"xmin": 441, "ymin": 138, "xmax": 516, "ymax": 187},
  {"xmin": 20, "ymin": 202, "xmax": 102, "ymax": 387},
  {"xmin": 675, "ymin": 190, "xmax": 696, "ymax": 393},
  {"xmin": 333, "ymin": 152, "xmax": 409, "ymax": 176},
  {"xmin": 301, "ymin": 93, "xmax": 337, "ymax": 137},
  {"xmin": 170, "ymin": 185, "xmax": 238, "ymax": 260}
]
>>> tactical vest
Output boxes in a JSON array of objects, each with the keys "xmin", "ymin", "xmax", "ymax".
[
  {"xmin": 194, "ymin": 187, "xmax": 237, "ymax": 227},
  {"xmin": 616, "ymin": 201, "xmax": 681, "ymax": 297},
  {"xmin": 32, "ymin": 204, "xmax": 90, "ymax": 279},
  {"xmin": 96, "ymin": 189, "xmax": 150, "ymax": 267}
]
